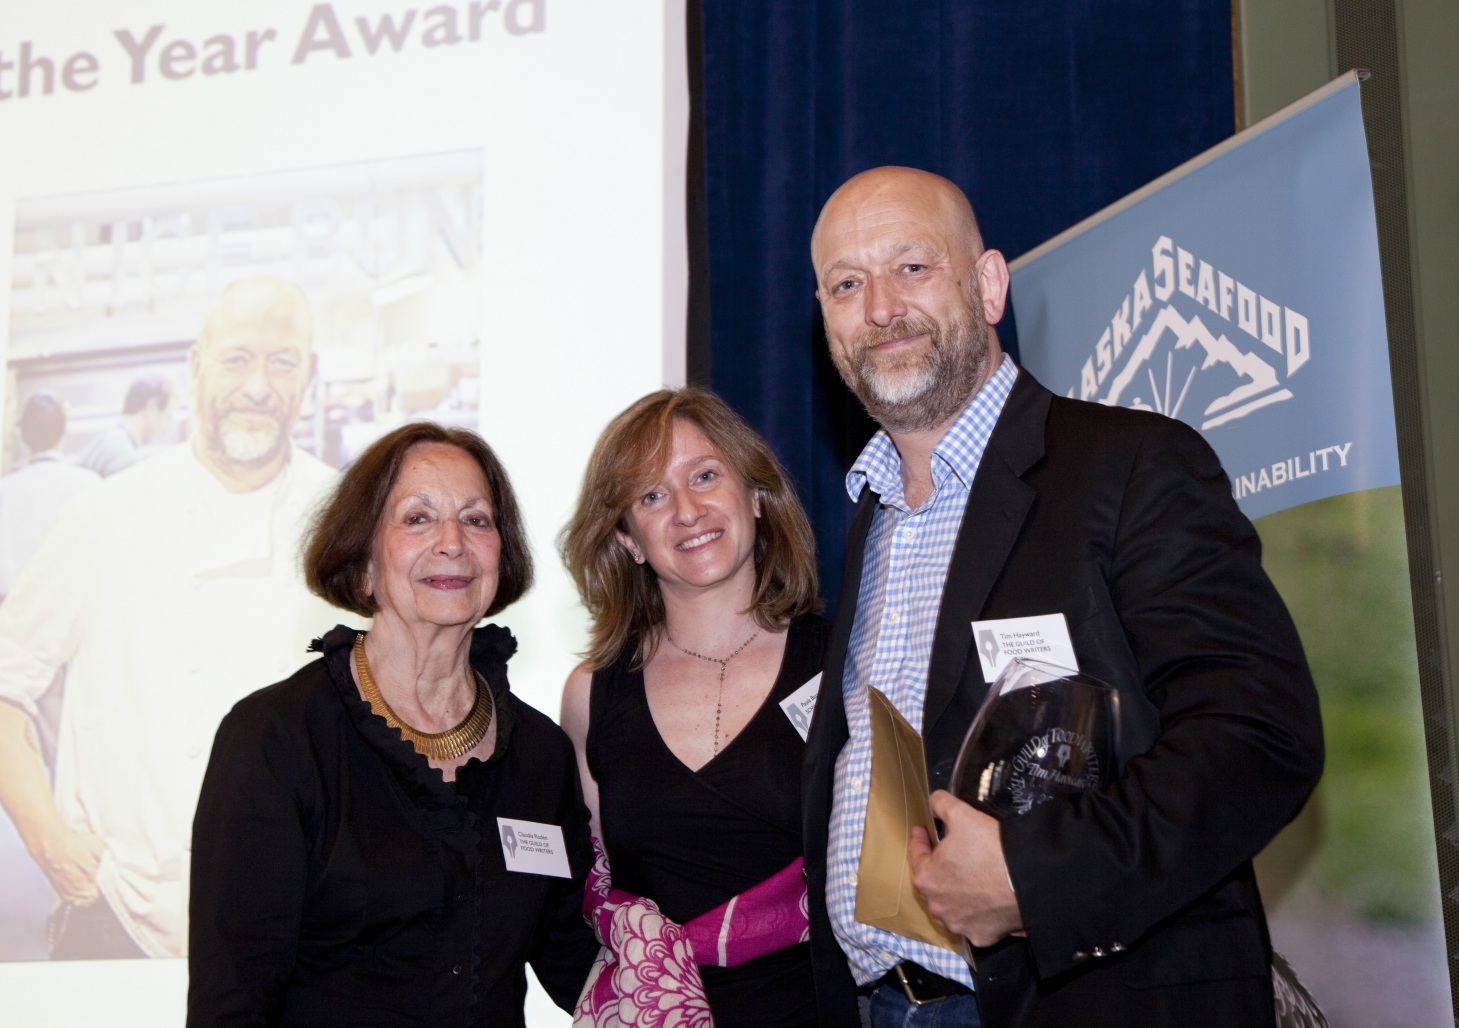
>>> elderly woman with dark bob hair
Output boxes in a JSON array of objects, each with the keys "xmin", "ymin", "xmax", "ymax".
[
  {"xmin": 188, "ymin": 421, "xmax": 597, "ymax": 1027},
  {"xmin": 560, "ymin": 387, "xmax": 834, "ymax": 1027}
]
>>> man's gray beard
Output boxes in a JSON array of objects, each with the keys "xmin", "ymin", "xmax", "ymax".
[
  {"xmin": 836, "ymin": 305, "xmax": 991, "ymax": 435},
  {"xmin": 207, "ymin": 410, "xmax": 289, "ymax": 469}
]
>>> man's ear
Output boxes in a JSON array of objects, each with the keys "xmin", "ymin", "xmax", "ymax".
[{"xmin": 974, "ymin": 249, "xmax": 1011, "ymax": 325}]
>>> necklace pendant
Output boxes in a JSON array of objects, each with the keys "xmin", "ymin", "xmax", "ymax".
[{"xmin": 666, "ymin": 627, "xmax": 760, "ymax": 762}]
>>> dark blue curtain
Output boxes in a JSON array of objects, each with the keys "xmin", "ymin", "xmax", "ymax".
[{"xmin": 695, "ymin": 2, "xmax": 1234, "ymax": 610}]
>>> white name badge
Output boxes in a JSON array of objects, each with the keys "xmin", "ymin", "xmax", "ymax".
[
  {"xmin": 779, "ymin": 673, "xmax": 822, "ymax": 741},
  {"xmin": 969, "ymin": 613, "xmax": 1079, "ymax": 682},
  {"xmin": 496, "ymin": 817, "xmax": 572, "ymax": 878}
]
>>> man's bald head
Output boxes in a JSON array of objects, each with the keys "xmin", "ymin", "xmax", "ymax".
[
  {"xmin": 811, "ymin": 167, "xmax": 984, "ymax": 280},
  {"xmin": 197, "ymin": 278, "xmax": 313, "ymax": 356}
]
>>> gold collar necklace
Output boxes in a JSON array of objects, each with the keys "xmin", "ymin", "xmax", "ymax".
[{"xmin": 353, "ymin": 634, "xmax": 494, "ymax": 761}]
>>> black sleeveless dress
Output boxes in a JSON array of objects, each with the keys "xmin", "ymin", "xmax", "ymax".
[{"xmin": 587, "ymin": 615, "xmax": 829, "ymax": 1027}]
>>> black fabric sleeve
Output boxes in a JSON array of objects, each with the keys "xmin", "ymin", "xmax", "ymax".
[
  {"xmin": 525, "ymin": 739, "xmax": 600, "ymax": 1012},
  {"xmin": 1002, "ymin": 415, "xmax": 1323, "ymax": 979},
  {"xmin": 188, "ymin": 701, "xmax": 313, "ymax": 1027}
]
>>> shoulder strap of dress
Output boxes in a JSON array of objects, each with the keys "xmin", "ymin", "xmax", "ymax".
[{"xmin": 586, "ymin": 638, "xmax": 639, "ymax": 743}]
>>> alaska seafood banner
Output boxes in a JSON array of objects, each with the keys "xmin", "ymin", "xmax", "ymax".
[
  {"xmin": 1011, "ymin": 73, "xmax": 1451, "ymax": 1024},
  {"xmin": 1012, "ymin": 74, "xmax": 1398, "ymax": 521},
  {"xmin": 1015, "ymin": 75, "xmax": 1400, "ymax": 522}
]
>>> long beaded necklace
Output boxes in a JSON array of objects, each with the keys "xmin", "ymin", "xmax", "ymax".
[
  {"xmin": 353, "ymin": 634, "xmax": 493, "ymax": 761},
  {"xmin": 666, "ymin": 627, "xmax": 761, "ymax": 756}
]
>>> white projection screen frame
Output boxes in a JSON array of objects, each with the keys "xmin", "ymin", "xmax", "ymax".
[{"xmin": 0, "ymin": 1, "xmax": 688, "ymax": 1023}]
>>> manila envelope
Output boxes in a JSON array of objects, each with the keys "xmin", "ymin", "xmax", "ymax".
[{"xmin": 854, "ymin": 687, "xmax": 971, "ymax": 960}]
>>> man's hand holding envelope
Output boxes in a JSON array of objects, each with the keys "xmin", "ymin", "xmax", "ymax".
[{"xmin": 908, "ymin": 791, "xmax": 1023, "ymax": 947}]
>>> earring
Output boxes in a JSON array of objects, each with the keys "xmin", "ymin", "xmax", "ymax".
[{"xmin": 632, "ymin": 552, "xmax": 645, "ymax": 565}]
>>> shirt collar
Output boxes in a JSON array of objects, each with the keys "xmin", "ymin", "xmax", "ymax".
[{"xmin": 846, "ymin": 357, "xmax": 1018, "ymax": 503}]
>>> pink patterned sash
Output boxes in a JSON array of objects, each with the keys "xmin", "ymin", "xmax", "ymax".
[{"xmin": 572, "ymin": 839, "xmax": 811, "ymax": 1028}]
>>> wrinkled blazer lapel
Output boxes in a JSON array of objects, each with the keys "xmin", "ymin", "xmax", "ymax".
[{"xmin": 922, "ymin": 371, "xmax": 1051, "ymax": 736}]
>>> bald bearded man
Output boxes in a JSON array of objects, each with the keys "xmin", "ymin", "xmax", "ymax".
[
  {"xmin": 800, "ymin": 167, "xmax": 1322, "ymax": 1027},
  {"xmin": 0, "ymin": 278, "xmax": 344, "ymax": 959}
]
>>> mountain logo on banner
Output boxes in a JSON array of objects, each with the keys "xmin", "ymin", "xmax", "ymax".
[{"xmin": 1071, "ymin": 235, "xmax": 1310, "ymax": 432}]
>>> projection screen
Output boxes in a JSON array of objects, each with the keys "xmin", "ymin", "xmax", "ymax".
[{"xmin": 0, "ymin": 0, "xmax": 687, "ymax": 1022}]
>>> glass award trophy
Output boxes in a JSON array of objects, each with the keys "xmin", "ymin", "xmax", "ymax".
[{"xmin": 949, "ymin": 658, "xmax": 1121, "ymax": 819}]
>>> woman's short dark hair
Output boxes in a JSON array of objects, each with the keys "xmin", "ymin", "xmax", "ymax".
[
  {"xmin": 303, "ymin": 422, "xmax": 533, "ymax": 619},
  {"xmin": 560, "ymin": 387, "xmax": 820, "ymax": 669}
]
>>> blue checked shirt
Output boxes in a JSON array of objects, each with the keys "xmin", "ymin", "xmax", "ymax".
[{"xmin": 826, "ymin": 357, "xmax": 1017, "ymax": 988}]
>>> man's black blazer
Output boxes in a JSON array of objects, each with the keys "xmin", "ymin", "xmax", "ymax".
[{"xmin": 802, "ymin": 369, "xmax": 1323, "ymax": 1027}]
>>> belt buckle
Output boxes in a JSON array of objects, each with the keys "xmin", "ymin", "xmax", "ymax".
[{"xmin": 892, "ymin": 963, "xmax": 930, "ymax": 1005}]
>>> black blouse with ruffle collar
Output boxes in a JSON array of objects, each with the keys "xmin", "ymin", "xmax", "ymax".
[{"xmin": 189, "ymin": 624, "xmax": 596, "ymax": 1027}]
